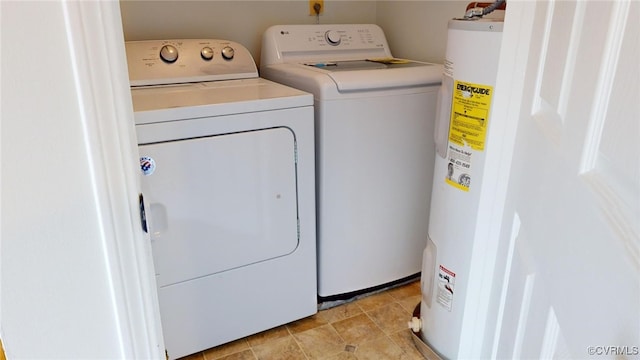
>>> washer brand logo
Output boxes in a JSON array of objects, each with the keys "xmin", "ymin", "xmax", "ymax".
[
  {"xmin": 140, "ymin": 156, "xmax": 156, "ymax": 176},
  {"xmin": 456, "ymin": 83, "xmax": 491, "ymax": 96}
]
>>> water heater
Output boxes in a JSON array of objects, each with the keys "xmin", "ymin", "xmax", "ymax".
[{"xmin": 419, "ymin": 17, "xmax": 504, "ymax": 359}]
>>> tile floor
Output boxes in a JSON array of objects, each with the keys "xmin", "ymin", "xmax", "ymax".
[{"xmin": 179, "ymin": 280, "xmax": 424, "ymax": 360}]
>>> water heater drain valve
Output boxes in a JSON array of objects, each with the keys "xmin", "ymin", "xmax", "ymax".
[{"xmin": 408, "ymin": 316, "xmax": 423, "ymax": 332}]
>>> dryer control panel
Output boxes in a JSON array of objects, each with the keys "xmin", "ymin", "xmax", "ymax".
[
  {"xmin": 261, "ymin": 24, "xmax": 393, "ymax": 64},
  {"xmin": 126, "ymin": 39, "xmax": 258, "ymax": 86}
]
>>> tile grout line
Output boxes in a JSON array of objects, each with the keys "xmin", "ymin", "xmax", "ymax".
[
  {"xmin": 182, "ymin": 281, "xmax": 421, "ymax": 360},
  {"xmin": 284, "ymin": 322, "xmax": 312, "ymax": 360}
]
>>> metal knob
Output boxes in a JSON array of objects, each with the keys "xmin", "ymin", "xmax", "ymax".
[
  {"xmin": 221, "ymin": 46, "xmax": 235, "ymax": 60},
  {"xmin": 201, "ymin": 47, "xmax": 214, "ymax": 60},
  {"xmin": 159, "ymin": 45, "xmax": 178, "ymax": 63}
]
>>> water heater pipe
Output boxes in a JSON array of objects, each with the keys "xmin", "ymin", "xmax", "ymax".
[{"xmin": 464, "ymin": 0, "xmax": 506, "ymax": 18}]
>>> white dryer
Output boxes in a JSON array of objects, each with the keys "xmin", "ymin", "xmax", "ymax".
[
  {"xmin": 261, "ymin": 25, "xmax": 442, "ymax": 299},
  {"xmin": 126, "ymin": 39, "xmax": 316, "ymax": 359}
]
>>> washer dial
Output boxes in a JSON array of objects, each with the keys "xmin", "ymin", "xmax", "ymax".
[{"xmin": 325, "ymin": 30, "xmax": 341, "ymax": 46}]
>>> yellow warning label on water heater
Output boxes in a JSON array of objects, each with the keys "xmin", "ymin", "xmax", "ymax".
[{"xmin": 448, "ymin": 80, "xmax": 494, "ymax": 151}]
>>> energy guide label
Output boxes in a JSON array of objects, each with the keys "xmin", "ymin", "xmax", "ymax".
[
  {"xmin": 445, "ymin": 80, "xmax": 494, "ymax": 192},
  {"xmin": 448, "ymin": 80, "xmax": 493, "ymax": 151}
]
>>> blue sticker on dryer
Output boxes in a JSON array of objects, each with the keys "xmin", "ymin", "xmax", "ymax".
[{"xmin": 140, "ymin": 156, "xmax": 156, "ymax": 176}]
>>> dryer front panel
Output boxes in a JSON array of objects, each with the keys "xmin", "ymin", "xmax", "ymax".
[{"xmin": 139, "ymin": 127, "xmax": 299, "ymax": 288}]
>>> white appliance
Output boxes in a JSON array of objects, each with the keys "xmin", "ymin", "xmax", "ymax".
[
  {"xmin": 125, "ymin": 39, "xmax": 317, "ymax": 359},
  {"xmin": 419, "ymin": 18, "xmax": 504, "ymax": 359},
  {"xmin": 260, "ymin": 24, "xmax": 442, "ymax": 299}
]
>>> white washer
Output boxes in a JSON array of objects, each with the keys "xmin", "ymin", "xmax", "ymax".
[
  {"xmin": 126, "ymin": 39, "xmax": 316, "ymax": 359},
  {"xmin": 261, "ymin": 25, "xmax": 442, "ymax": 299}
]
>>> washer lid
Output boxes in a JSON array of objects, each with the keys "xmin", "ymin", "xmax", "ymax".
[
  {"xmin": 304, "ymin": 59, "xmax": 421, "ymax": 71},
  {"xmin": 301, "ymin": 60, "xmax": 443, "ymax": 92},
  {"xmin": 131, "ymin": 78, "xmax": 312, "ymax": 125}
]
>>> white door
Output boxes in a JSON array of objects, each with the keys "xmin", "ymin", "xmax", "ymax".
[
  {"xmin": 491, "ymin": 1, "xmax": 639, "ymax": 358},
  {"xmin": 2, "ymin": 1, "xmax": 164, "ymax": 358}
]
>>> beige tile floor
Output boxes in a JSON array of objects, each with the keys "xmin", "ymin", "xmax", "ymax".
[{"xmin": 179, "ymin": 280, "xmax": 424, "ymax": 360}]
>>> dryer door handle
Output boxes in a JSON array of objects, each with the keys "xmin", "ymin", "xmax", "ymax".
[{"xmin": 138, "ymin": 193, "xmax": 148, "ymax": 233}]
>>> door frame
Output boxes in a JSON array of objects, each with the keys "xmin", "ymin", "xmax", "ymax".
[
  {"xmin": 66, "ymin": 0, "xmax": 549, "ymax": 358},
  {"xmin": 64, "ymin": 1, "xmax": 165, "ymax": 357},
  {"xmin": 457, "ymin": 1, "xmax": 538, "ymax": 357}
]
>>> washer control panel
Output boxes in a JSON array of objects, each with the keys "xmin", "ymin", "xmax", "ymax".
[
  {"xmin": 126, "ymin": 39, "xmax": 258, "ymax": 86},
  {"xmin": 324, "ymin": 30, "xmax": 342, "ymax": 46},
  {"xmin": 261, "ymin": 24, "xmax": 393, "ymax": 64}
]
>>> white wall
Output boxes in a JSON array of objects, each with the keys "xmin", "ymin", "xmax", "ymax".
[
  {"xmin": 376, "ymin": 1, "xmax": 465, "ymax": 63},
  {"xmin": 1, "ymin": 2, "xmax": 123, "ymax": 357},
  {"xmin": 120, "ymin": 1, "xmax": 377, "ymax": 66},
  {"xmin": 1, "ymin": 1, "xmax": 164, "ymax": 358},
  {"xmin": 119, "ymin": 1, "xmax": 468, "ymax": 65}
]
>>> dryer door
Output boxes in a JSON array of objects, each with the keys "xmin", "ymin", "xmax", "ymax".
[{"xmin": 139, "ymin": 127, "xmax": 299, "ymax": 288}]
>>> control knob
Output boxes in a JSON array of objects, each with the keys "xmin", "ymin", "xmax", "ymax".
[
  {"xmin": 221, "ymin": 46, "xmax": 235, "ymax": 60},
  {"xmin": 325, "ymin": 30, "xmax": 341, "ymax": 46},
  {"xmin": 201, "ymin": 47, "xmax": 214, "ymax": 60},
  {"xmin": 159, "ymin": 44, "xmax": 178, "ymax": 63}
]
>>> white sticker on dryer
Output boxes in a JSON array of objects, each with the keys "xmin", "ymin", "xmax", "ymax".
[{"xmin": 140, "ymin": 156, "xmax": 156, "ymax": 176}]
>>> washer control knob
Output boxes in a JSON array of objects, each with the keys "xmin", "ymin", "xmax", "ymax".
[
  {"xmin": 201, "ymin": 47, "xmax": 214, "ymax": 60},
  {"xmin": 325, "ymin": 30, "xmax": 341, "ymax": 46},
  {"xmin": 159, "ymin": 45, "xmax": 178, "ymax": 63},
  {"xmin": 221, "ymin": 46, "xmax": 235, "ymax": 60}
]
